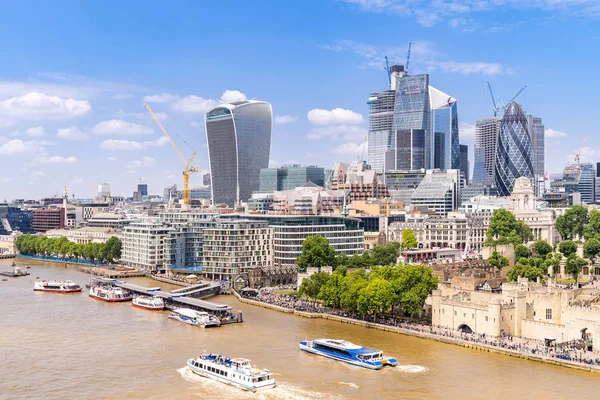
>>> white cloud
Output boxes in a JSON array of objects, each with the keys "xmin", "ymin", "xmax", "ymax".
[
  {"xmin": 57, "ymin": 126, "xmax": 87, "ymax": 140},
  {"xmin": 92, "ymin": 119, "xmax": 153, "ymax": 135},
  {"xmin": 433, "ymin": 61, "xmax": 504, "ymax": 75},
  {"xmin": 31, "ymin": 170, "xmax": 46, "ymax": 178},
  {"xmin": 307, "ymin": 108, "xmax": 364, "ymax": 125},
  {"xmin": 143, "ymin": 93, "xmax": 179, "ymax": 103},
  {"xmin": 107, "ymin": 157, "xmax": 117, "ymax": 162},
  {"xmin": 0, "ymin": 119, "xmax": 14, "ymax": 128},
  {"xmin": 25, "ymin": 126, "xmax": 45, "ymax": 137},
  {"xmin": 275, "ymin": 115, "xmax": 299, "ymax": 124},
  {"xmin": 99, "ymin": 136, "xmax": 168, "ymax": 151},
  {"xmin": 308, "ymin": 125, "xmax": 367, "ymax": 141},
  {"xmin": 332, "ymin": 141, "xmax": 367, "ymax": 157},
  {"xmin": 127, "ymin": 156, "xmax": 155, "ymax": 168},
  {"xmin": 545, "ymin": 128, "xmax": 568, "ymax": 138},
  {"xmin": 113, "ymin": 93, "xmax": 134, "ymax": 100},
  {"xmin": 459, "ymin": 121, "xmax": 476, "ymax": 140},
  {"xmin": 220, "ymin": 90, "xmax": 247, "ymax": 103},
  {"xmin": 125, "ymin": 169, "xmax": 137, "ymax": 175},
  {"xmin": 0, "ymin": 139, "xmax": 41, "ymax": 155},
  {"xmin": 0, "ymin": 92, "xmax": 91, "ymax": 120},
  {"xmin": 172, "ymin": 96, "xmax": 218, "ymax": 114},
  {"xmin": 269, "ymin": 159, "xmax": 280, "ymax": 168},
  {"xmin": 39, "ymin": 155, "xmax": 78, "ymax": 164}
]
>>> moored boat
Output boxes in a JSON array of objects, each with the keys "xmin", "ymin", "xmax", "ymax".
[
  {"xmin": 89, "ymin": 285, "xmax": 132, "ymax": 302},
  {"xmin": 132, "ymin": 295, "xmax": 164, "ymax": 311},
  {"xmin": 299, "ymin": 339, "xmax": 398, "ymax": 370},
  {"xmin": 187, "ymin": 353, "xmax": 276, "ymax": 392},
  {"xmin": 33, "ymin": 280, "xmax": 82, "ymax": 293},
  {"xmin": 168, "ymin": 308, "xmax": 221, "ymax": 327},
  {"xmin": 1, "ymin": 266, "xmax": 30, "ymax": 277}
]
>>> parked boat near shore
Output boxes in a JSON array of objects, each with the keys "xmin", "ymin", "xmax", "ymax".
[
  {"xmin": 33, "ymin": 280, "xmax": 82, "ymax": 293},
  {"xmin": 1, "ymin": 266, "xmax": 30, "ymax": 277},
  {"xmin": 132, "ymin": 295, "xmax": 164, "ymax": 311},
  {"xmin": 169, "ymin": 308, "xmax": 221, "ymax": 327},
  {"xmin": 299, "ymin": 338, "xmax": 398, "ymax": 370},
  {"xmin": 187, "ymin": 353, "xmax": 276, "ymax": 392},
  {"xmin": 89, "ymin": 285, "xmax": 132, "ymax": 302}
]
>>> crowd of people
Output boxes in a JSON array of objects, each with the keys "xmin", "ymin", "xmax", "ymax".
[{"xmin": 243, "ymin": 285, "xmax": 600, "ymax": 368}]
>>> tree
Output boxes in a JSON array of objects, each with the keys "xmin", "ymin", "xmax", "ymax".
[
  {"xmin": 533, "ymin": 240, "xmax": 553, "ymax": 258},
  {"xmin": 298, "ymin": 271, "xmax": 330, "ymax": 300},
  {"xmin": 544, "ymin": 253, "xmax": 563, "ymax": 276},
  {"xmin": 556, "ymin": 205, "xmax": 588, "ymax": 240},
  {"xmin": 394, "ymin": 264, "xmax": 438, "ymax": 318},
  {"xmin": 296, "ymin": 235, "xmax": 336, "ymax": 271},
  {"xmin": 340, "ymin": 269, "xmax": 368, "ymax": 311},
  {"xmin": 357, "ymin": 278, "xmax": 394, "ymax": 316},
  {"xmin": 371, "ymin": 242, "xmax": 401, "ymax": 266},
  {"xmin": 515, "ymin": 220, "xmax": 534, "ymax": 244},
  {"xmin": 104, "ymin": 236, "xmax": 122, "ymax": 262},
  {"xmin": 514, "ymin": 244, "xmax": 530, "ymax": 259},
  {"xmin": 584, "ymin": 209, "xmax": 600, "ymax": 241},
  {"xmin": 318, "ymin": 273, "xmax": 345, "ymax": 308},
  {"xmin": 566, "ymin": 255, "xmax": 588, "ymax": 282},
  {"xmin": 559, "ymin": 240, "xmax": 578, "ymax": 258},
  {"xmin": 488, "ymin": 251, "xmax": 509, "ymax": 271},
  {"xmin": 485, "ymin": 209, "xmax": 531, "ymax": 246},
  {"xmin": 584, "ymin": 238, "xmax": 600, "ymax": 264},
  {"xmin": 507, "ymin": 263, "xmax": 546, "ymax": 282},
  {"xmin": 401, "ymin": 229, "xmax": 418, "ymax": 250}
]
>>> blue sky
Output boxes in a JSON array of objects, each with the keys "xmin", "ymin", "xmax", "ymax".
[{"xmin": 1, "ymin": 0, "xmax": 599, "ymax": 199}]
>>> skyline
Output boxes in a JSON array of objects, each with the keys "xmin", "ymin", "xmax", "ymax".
[{"xmin": 1, "ymin": 0, "xmax": 600, "ymax": 199}]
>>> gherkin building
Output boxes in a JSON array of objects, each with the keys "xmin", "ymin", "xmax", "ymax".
[{"xmin": 494, "ymin": 101, "xmax": 534, "ymax": 196}]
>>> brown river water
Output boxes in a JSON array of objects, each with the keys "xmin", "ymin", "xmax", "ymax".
[{"xmin": 1, "ymin": 259, "xmax": 599, "ymax": 400}]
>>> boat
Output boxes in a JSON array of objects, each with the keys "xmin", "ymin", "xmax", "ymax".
[
  {"xmin": 89, "ymin": 284, "xmax": 132, "ymax": 302},
  {"xmin": 1, "ymin": 266, "xmax": 30, "ymax": 277},
  {"xmin": 132, "ymin": 295, "xmax": 164, "ymax": 311},
  {"xmin": 299, "ymin": 339, "xmax": 398, "ymax": 370},
  {"xmin": 168, "ymin": 308, "xmax": 221, "ymax": 327},
  {"xmin": 187, "ymin": 353, "xmax": 276, "ymax": 392},
  {"xmin": 33, "ymin": 280, "xmax": 82, "ymax": 293}
]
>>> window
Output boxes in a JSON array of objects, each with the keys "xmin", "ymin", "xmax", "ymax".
[
  {"xmin": 485, "ymin": 316, "xmax": 488, "ymax": 322},
  {"xmin": 472, "ymin": 314, "xmax": 474, "ymax": 319},
  {"xmin": 454, "ymin": 311, "xmax": 457, "ymax": 316},
  {"xmin": 546, "ymin": 308, "xmax": 552, "ymax": 320}
]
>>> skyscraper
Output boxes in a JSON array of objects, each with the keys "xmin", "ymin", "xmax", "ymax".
[
  {"xmin": 472, "ymin": 117, "xmax": 501, "ymax": 185},
  {"xmin": 259, "ymin": 165, "xmax": 325, "ymax": 192},
  {"xmin": 394, "ymin": 129, "xmax": 425, "ymax": 170},
  {"xmin": 527, "ymin": 115, "xmax": 545, "ymax": 194},
  {"xmin": 430, "ymin": 87, "xmax": 459, "ymax": 170},
  {"xmin": 494, "ymin": 102, "xmax": 534, "ymax": 196},
  {"xmin": 459, "ymin": 144, "xmax": 469, "ymax": 184},
  {"xmin": 205, "ymin": 100, "xmax": 272, "ymax": 207},
  {"xmin": 97, "ymin": 183, "xmax": 111, "ymax": 198},
  {"xmin": 203, "ymin": 173, "xmax": 211, "ymax": 186}
]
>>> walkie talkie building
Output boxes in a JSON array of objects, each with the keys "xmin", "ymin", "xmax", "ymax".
[
  {"xmin": 205, "ymin": 100, "xmax": 272, "ymax": 207},
  {"xmin": 494, "ymin": 101, "xmax": 534, "ymax": 196}
]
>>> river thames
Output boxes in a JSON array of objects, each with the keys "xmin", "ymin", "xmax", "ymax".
[{"xmin": 2, "ymin": 259, "xmax": 600, "ymax": 400}]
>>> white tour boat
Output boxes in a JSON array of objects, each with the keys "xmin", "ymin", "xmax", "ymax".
[
  {"xmin": 299, "ymin": 338, "xmax": 398, "ymax": 370},
  {"xmin": 89, "ymin": 285, "xmax": 132, "ymax": 302},
  {"xmin": 168, "ymin": 308, "xmax": 221, "ymax": 327},
  {"xmin": 132, "ymin": 295, "xmax": 164, "ymax": 311},
  {"xmin": 187, "ymin": 353, "xmax": 276, "ymax": 392},
  {"xmin": 33, "ymin": 280, "xmax": 82, "ymax": 293}
]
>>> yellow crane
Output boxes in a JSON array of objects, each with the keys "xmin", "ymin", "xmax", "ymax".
[{"xmin": 144, "ymin": 103, "xmax": 198, "ymax": 206}]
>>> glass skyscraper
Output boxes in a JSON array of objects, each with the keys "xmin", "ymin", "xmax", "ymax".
[
  {"xmin": 395, "ymin": 129, "xmax": 425, "ymax": 170},
  {"xmin": 494, "ymin": 101, "xmax": 534, "ymax": 196},
  {"xmin": 459, "ymin": 144, "xmax": 469, "ymax": 184},
  {"xmin": 430, "ymin": 86, "xmax": 459, "ymax": 170},
  {"xmin": 259, "ymin": 165, "xmax": 325, "ymax": 192},
  {"xmin": 367, "ymin": 90, "xmax": 396, "ymax": 172},
  {"xmin": 473, "ymin": 117, "xmax": 501, "ymax": 186},
  {"xmin": 205, "ymin": 100, "xmax": 272, "ymax": 207}
]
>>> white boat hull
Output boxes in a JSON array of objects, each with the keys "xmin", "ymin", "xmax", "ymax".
[
  {"xmin": 187, "ymin": 363, "xmax": 276, "ymax": 392},
  {"xmin": 299, "ymin": 343, "xmax": 382, "ymax": 370}
]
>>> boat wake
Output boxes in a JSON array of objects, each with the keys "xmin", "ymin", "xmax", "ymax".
[
  {"xmin": 177, "ymin": 367, "xmax": 342, "ymax": 400},
  {"xmin": 395, "ymin": 364, "xmax": 428, "ymax": 373},
  {"xmin": 337, "ymin": 381, "xmax": 359, "ymax": 389}
]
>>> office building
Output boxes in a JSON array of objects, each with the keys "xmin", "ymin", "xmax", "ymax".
[
  {"xmin": 203, "ymin": 173, "xmax": 211, "ymax": 186},
  {"xmin": 411, "ymin": 169, "xmax": 461, "ymax": 216},
  {"xmin": 76, "ymin": 203, "xmax": 110, "ymax": 222},
  {"xmin": 367, "ymin": 89, "xmax": 396, "ymax": 172},
  {"xmin": 87, "ymin": 212, "xmax": 133, "ymax": 229},
  {"xmin": 580, "ymin": 163, "xmax": 595, "ymax": 204},
  {"xmin": 595, "ymin": 163, "xmax": 600, "ymax": 203},
  {"xmin": 270, "ymin": 182, "xmax": 345, "ymax": 215},
  {"xmin": 205, "ymin": 100, "xmax": 272, "ymax": 207},
  {"xmin": 553, "ymin": 163, "xmax": 597, "ymax": 204},
  {"xmin": 259, "ymin": 165, "xmax": 325, "ymax": 192},
  {"xmin": 494, "ymin": 102, "xmax": 534, "ymax": 196},
  {"xmin": 0, "ymin": 204, "xmax": 33, "ymax": 234},
  {"xmin": 32, "ymin": 208, "xmax": 65, "ymax": 233},
  {"xmin": 460, "ymin": 144, "xmax": 469, "ymax": 185},
  {"xmin": 138, "ymin": 184, "xmax": 148, "ymax": 197},
  {"xmin": 97, "ymin": 183, "xmax": 111, "ymax": 199},
  {"xmin": 163, "ymin": 184, "xmax": 178, "ymax": 204},
  {"xmin": 472, "ymin": 117, "xmax": 501, "ymax": 186},
  {"xmin": 394, "ymin": 129, "xmax": 426, "ymax": 170},
  {"xmin": 121, "ymin": 219, "xmax": 171, "ymax": 271},
  {"xmin": 202, "ymin": 220, "xmax": 273, "ymax": 280},
  {"xmin": 330, "ymin": 162, "xmax": 388, "ymax": 201},
  {"xmin": 527, "ymin": 115, "xmax": 545, "ymax": 189},
  {"xmin": 430, "ymin": 87, "xmax": 459, "ymax": 170},
  {"xmin": 40, "ymin": 198, "xmax": 64, "ymax": 207}
]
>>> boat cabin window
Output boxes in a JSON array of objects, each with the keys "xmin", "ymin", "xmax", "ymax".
[{"xmin": 314, "ymin": 343, "xmax": 351, "ymax": 357}]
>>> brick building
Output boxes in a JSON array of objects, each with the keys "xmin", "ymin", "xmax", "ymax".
[{"xmin": 32, "ymin": 208, "xmax": 65, "ymax": 233}]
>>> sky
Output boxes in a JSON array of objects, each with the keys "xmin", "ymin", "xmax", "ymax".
[{"xmin": 1, "ymin": 0, "xmax": 599, "ymax": 200}]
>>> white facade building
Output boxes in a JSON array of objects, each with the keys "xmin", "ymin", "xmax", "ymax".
[{"xmin": 121, "ymin": 219, "xmax": 172, "ymax": 271}]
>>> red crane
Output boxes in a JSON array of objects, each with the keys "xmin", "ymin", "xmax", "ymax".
[{"xmin": 574, "ymin": 136, "xmax": 588, "ymax": 164}]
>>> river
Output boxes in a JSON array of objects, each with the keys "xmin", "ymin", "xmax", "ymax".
[{"xmin": 1, "ymin": 259, "xmax": 599, "ymax": 400}]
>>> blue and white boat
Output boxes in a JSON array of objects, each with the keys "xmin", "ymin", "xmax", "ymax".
[
  {"xmin": 299, "ymin": 338, "xmax": 398, "ymax": 370},
  {"xmin": 168, "ymin": 308, "xmax": 221, "ymax": 327}
]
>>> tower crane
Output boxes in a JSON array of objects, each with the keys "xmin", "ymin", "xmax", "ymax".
[
  {"xmin": 144, "ymin": 103, "xmax": 199, "ymax": 207},
  {"xmin": 404, "ymin": 42, "xmax": 411, "ymax": 76},
  {"xmin": 574, "ymin": 136, "xmax": 588, "ymax": 164},
  {"xmin": 384, "ymin": 56, "xmax": 391, "ymax": 85}
]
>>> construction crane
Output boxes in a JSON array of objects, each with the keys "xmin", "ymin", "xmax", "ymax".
[
  {"xmin": 144, "ymin": 103, "xmax": 199, "ymax": 207},
  {"xmin": 404, "ymin": 42, "xmax": 411, "ymax": 76},
  {"xmin": 384, "ymin": 56, "xmax": 391, "ymax": 85},
  {"xmin": 487, "ymin": 81, "xmax": 499, "ymax": 116},
  {"xmin": 486, "ymin": 81, "xmax": 527, "ymax": 116},
  {"xmin": 575, "ymin": 136, "xmax": 588, "ymax": 164}
]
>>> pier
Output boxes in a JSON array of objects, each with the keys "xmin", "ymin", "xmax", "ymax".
[
  {"xmin": 77, "ymin": 265, "xmax": 146, "ymax": 278},
  {"xmin": 0, "ymin": 254, "xmax": 15, "ymax": 259}
]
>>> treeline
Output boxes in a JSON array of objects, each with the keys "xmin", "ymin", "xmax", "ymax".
[
  {"xmin": 299, "ymin": 264, "xmax": 438, "ymax": 318},
  {"xmin": 16, "ymin": 234, "xmax": 122, "ymax": 264}
]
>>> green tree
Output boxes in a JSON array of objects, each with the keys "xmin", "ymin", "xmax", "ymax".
[
  {"xmin": 357, "ymin": 278, "xmax": 394, "ymax": 316},
  {"xmin": 371, "ymin": 242, "xmax": 401, "ymax": 266},
  {"xmin": 339, "ymin": 269, "xmax": 368, "ymax": 311},
  {"xmin": 401, "ymin": 229, "xmax": 418, "ymax": 250},
  {"xmin": 296, "ymin": 235, "xmax": 336, "ymax": 271},
  {"xmin": 514, "ymin": 244, "xmax": 530, "ymax": 259},
  {"xmin": 584, "ymin": 209, "xmax": 600, "ymax": 241},
  {"xmin": 566, "ymin": 255, "xmax": 588, "ymax": 282},
  {"xmin": 558, "ymin": 240, "xmax": 578, "ymax": 258},
  {"xmin": 318, "ymin": 273, "xmax": 345, "ymax": 308},
  {"xmin": 394, "ymin": 264, "xmax": 438, "ymax": 318},
  {"xmin": 485, "ymin": 209, "xmax": 531, "ymax": 246},
  {"xmin": 298, "ymin": 271, "xmax": 330, "ymax": 300},
  {"xmin": 104, "ymin": 236, "xmax": 122, "ymax": 262},
  {"xmin": 544, "ymin": 253, "xmax": 563, "ymax": 276},
  {"xmin": 507, "ymin": 262, "xmax": 546, "ymax": 282},
  {"xmin": 584, "ymin": 238, "xmax": 600, "ymax": 264},
  {"xmin": 488, "ymin": 251, "xmax": 509, "ymax": 271},
  {"xmin": 533, "ymin": 240, "xmax": 553, "ymax": 258},
  {"xmin": 556, "ymin": 205, "xmax": 589, "ymax": 240}
]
